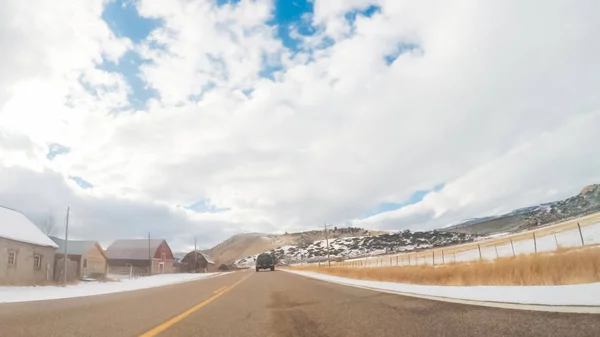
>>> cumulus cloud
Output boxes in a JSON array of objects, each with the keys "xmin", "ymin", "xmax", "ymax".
[{"xmin": 1, "ymin": 0, "xmax": 599, "ymax": 249}]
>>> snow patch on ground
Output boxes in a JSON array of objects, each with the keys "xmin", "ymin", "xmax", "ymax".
[
  {"xmin": 0, "ymin": 273, "xmax": 227, "ymax": 303},
  {"xmin": 284, "ymin": 270, "xmax": 600, "ymax": 306}
]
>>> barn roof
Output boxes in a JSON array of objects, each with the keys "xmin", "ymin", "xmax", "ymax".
[
  {"xmin": 106, "ymin": 239, "xmax": 166, "ymax": 260},
  {"xmin": 49, "ymin": 236, "xmax": 105, "ymax": 257},
  {"xmin": 183, "ymin": 250, "xmax": 215, "ymax": 264},
  {"xmin": 0, "ymin": 205, "xmax": 58, "ymax": 248}
]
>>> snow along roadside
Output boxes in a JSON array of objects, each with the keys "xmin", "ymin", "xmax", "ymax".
[
  {"xmin": 283, "ymin": 270, "xmax": 600, "ymax": 314},
  {"xmin": 0, "ymin": 272, "xmax": 229, "ymax": 303}
]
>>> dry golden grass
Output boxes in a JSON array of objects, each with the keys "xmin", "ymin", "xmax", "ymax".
[{"xmin": 291, "ymin": 247, "xmax": 600, "ymax": 286}]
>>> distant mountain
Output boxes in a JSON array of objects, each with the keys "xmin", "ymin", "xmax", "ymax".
[
  {"xmin": 210, "ymin": 184, "xmax": 600, "ymax": 265},
  {"xmin": 444, "ymin": 184, "xmax": 600, "ymax": 235},
  {"xmin": 205, "ymin": 227, "xmax": 386, "ymax": 265},
  {"xmin": 234, "ymin": 230, "xmax": 480, "ymax": 267}
]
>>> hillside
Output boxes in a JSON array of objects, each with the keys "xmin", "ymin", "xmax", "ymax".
[
  {"xmin": 206, "ymin": 227, "xmax": 384, "ymax": 264},
  {"xmin": 234, "ymin": 230, "xmax": 480, "ymax": 267},
  {"xmin": 445, "ymin": 184, "xmax": 600, "ymax": 235}
]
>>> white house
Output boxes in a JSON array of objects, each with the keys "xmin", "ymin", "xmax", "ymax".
[{"xmin": 0, "ymin": 206, "xmax": 59, "ymax": 285}]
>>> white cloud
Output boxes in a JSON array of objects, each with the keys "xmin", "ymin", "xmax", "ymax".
[{"xmin": 1, "ymin": 0, "xmax": 599, "ymax": 249}]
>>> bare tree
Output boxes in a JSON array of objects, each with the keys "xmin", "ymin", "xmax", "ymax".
[{"xmin": 39, "ymin": 211, "xmax": 56, "ymax": 236}]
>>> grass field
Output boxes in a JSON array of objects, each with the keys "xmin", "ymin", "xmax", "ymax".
[{"xmin": 291, "ymin": 246, "xmax": 600, "ymax": 286}]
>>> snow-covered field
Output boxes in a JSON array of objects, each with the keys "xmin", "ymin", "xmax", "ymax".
[
  {"xmin": 284, "ymin": 270, "xmax": 600, "ymax": 307},
  {"xmin": 0, "ymin": 273, "xmax": 225, "ymax": 303}
]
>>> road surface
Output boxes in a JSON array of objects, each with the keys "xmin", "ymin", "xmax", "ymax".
[{"xmin": 0, "ymin": 270, "xmax": 598, "ymax": 337}]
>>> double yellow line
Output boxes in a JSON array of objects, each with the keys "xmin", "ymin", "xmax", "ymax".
[{"xmin": 139, "ymin": 273, "xmax": 252, "ymax": 337}]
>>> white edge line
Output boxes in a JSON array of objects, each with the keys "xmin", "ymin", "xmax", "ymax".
[{"xmin": 282, "ymin": 270, "xmax": 600, "ymax": 314}]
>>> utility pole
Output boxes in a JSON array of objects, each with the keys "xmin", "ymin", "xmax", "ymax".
[
  {"xmin": 322, "ymin": 223, "xmax": 331, "ymax": 267},
  {"xmin": 148, "ymin": 232, "xmax": 151, "ymax": 276},
  {"xmin": 194, "ymin": 236, "xmax": 198, "ymax": 273},
  {"xmin": 63, "ymin": 207, "xmax": 70, "ymax": 286}
]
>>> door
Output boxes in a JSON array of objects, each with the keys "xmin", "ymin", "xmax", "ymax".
[
  {"xmin": 158, "ymin": 262, "xmax": 164, "ymax": 274},
  {"xmin": 83, "ymin": 258, "xmax": 88, "ymax": 278}
]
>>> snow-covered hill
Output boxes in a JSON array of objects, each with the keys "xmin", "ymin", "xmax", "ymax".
[{"xmin": 234, "ymin": 230, "xmax": 479, "ymax": 267}]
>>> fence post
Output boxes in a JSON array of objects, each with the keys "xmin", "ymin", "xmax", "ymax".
[
  {"xmin": 477, "ymin": 244, "xmax": 482, "ymax": 260},
  {"xmin": 533, "ymin": 233, "xmax": 537, "ymax": 254},
  {"xmin": 432, "ymin": 250, "xmax": 435, "ymax": 265},
  {"xmin": 453, "ymin": 252, "xmax": 456, "ymax": 263},
  {"xmin": 396, "ymin": 256, "xmax": 399, "ymax": 266},
  {"xmin": 408, "ymin": 254, "xmax": 411, "ymax": 266},
  {"xmin": 554, "ymin": 234, "xmax": 559, "ymax": 248},
  {"xmin": 442, "ymin": 250, "xmax": 445, "ymax": 264},
  {"xmin": 577, "ymin": 222, "xmax": 585, "ymax": 246},
  {"xmin": 510, "ymin": 239, "xmax": 515, "ymax": 257},
  {"xmin": 494, "ymin": 245, "xmax": 498, "ymax": 259}
]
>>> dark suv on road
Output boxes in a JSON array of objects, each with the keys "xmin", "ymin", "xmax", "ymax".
[{"xmin": 256, "ymin": 253, "xmax": 275, "ymax": 272}]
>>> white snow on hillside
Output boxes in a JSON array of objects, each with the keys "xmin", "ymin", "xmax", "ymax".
[
  {"xmin": 234, "ymin": 231, "xmax": 478, "ymax": 267},
  {"xmin": 340, "ymin": 221, "xmax": 600, "ymax": 267}
]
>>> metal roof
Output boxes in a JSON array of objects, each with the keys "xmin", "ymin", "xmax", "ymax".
[
  {"xmin": 106, "ymin": 239, "xmax": 166, "ymax": 260},
  {"xmin": 49, "ymin": 236, "xmax": 103, "ymax": 256},
  {"xmin": 182, "ymin": 250, "xmax": 215, "ymax": 264}
]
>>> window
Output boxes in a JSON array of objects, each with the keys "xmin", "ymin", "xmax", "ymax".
[
  {"xmin": 33, "ymin": 254, "xmax": 42, "ymax": 269},
  {"xmin": 8, "ymin": 251, "xmax": 16, "ymax": 265}
]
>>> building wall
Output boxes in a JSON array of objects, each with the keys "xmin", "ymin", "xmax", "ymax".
[
  {"xmin": 107, "ymin": 259, "xmax": 151, "ymax": 278},
  {"xmin": 151, "ymin": 241, "xmax": 174, "ymax": 274},
  {"xmin": 0, "ymin": 237, "xmax": 55, "ymax": 286},
  {"xmin": 82, "ymin": 244, "xmax": 107, "ymax": 278},
  {"xmin": 151, "ymin": 258, "xmax": 174, "ymax": 274}
]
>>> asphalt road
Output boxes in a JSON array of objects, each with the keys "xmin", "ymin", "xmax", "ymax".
[{"xmin": 0, "ymin": 270, "xmax": 598, "ymax": 337}]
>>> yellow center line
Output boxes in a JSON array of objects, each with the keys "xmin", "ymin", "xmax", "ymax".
[
  {"xmin": 213, "ymin": 286, "xmax": 228, "ymax": 294},
  {"xmin": 139, "ymin": 273, "xmax": 253, "ymax": 337}
]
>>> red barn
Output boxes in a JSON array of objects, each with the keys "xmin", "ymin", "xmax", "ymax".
[{"xmin": 106, "ymin": 239, "xmax": 174, "ymax": 276}]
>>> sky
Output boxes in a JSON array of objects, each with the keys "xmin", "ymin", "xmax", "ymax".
[{"xmin": 1, "ymin": 0, "xmax": 600, "ymax": 251}]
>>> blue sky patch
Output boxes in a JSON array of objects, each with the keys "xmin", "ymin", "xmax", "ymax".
[
  {"xmin": 46, "ymin": 143, "xmax": 70, "ymax": 160},
  {"xmin": 98, "ymin": 51, "xmax": 158, "ymax": 110},
  {"xmin": 215, "ymin": 0, "xmax": 240, "ymax": 7},
  {"xmin": 101, "ymin": 0, "xmax": 161, "ymax": 110},
  {"xmin": 268, "ymin": 0, "xmax": 315, "ymax": 52},
  {"xmin": 186, "ymin": 199, "xmax": 230, "ymax": 213},
  {"xmin": 102, "ymin": 0, "xmax": 161, "ymax": 44},
  {"xmin": 344, "ymin": 4, "xmax": 381, "ymax": 24},
  {"xmin": 69, "ymin": 176, "xmax": 94, "ymax": 189},
  {"xmin": 216, "ymin": 0, "xmax": 241, "ymax": 6},
  {"xmin": 385, "ymin": 43, "xmax": 421, "ymax": 65},
  {"xmin": 363, "ymin": 183, "xmax": 445, "ymax": 217}
]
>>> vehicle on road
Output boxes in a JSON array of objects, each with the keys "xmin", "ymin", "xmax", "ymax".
[{"xmin": 256, "ymin": 253, "xmax": 275, "ymax": 272}]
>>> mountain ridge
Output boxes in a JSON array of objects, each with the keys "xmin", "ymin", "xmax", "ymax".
[{"xmin": 207, "ymin": 183, "xmax": 600, "ymax": 265}]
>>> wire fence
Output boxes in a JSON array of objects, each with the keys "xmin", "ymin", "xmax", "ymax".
[
  {"xmin": 316, "ymin": 219, "xmax": 600, "ymax": 269},
  {"xmin": 106, "ymin": 265, "xmax": 150, "ymax": 279}
]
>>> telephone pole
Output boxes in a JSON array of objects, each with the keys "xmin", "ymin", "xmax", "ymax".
[
  {"xmin": 322, "ymin": 223, "xmax": 331, "ymax": 267},
  {"xmin": 148, "ymin": 232, "xmax": 151, "ymax": 275},
  {"xmin": 194, "ymin": 236, "xmax": 198, "ymax": 273},
  {"xmin": 63, "ymin": 207, "xmax": 70, "ymax": 286}
]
